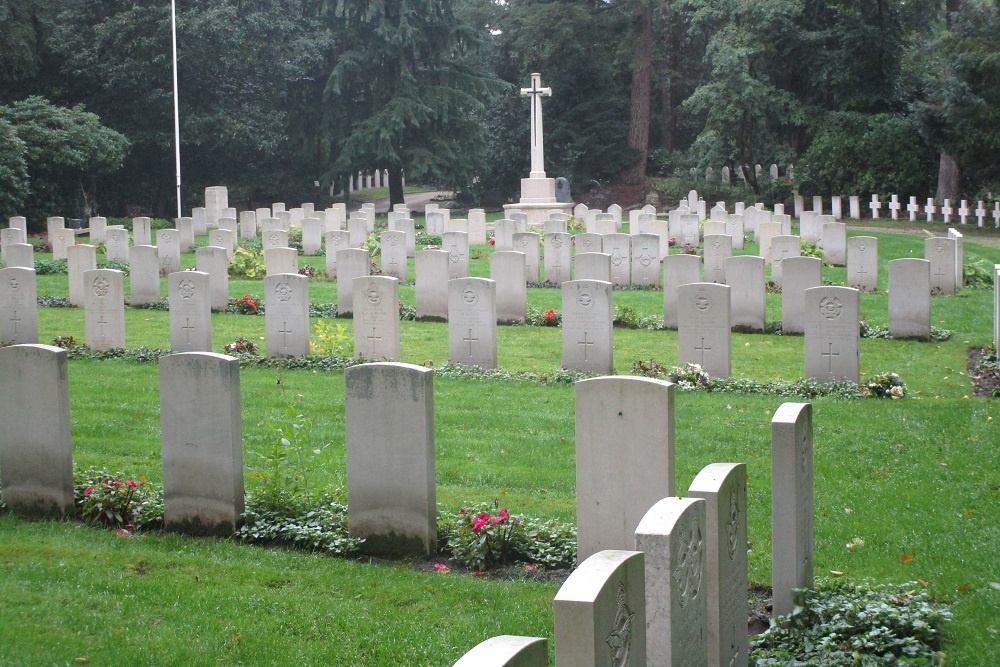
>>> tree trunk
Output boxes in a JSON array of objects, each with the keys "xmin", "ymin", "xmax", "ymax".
[
  {"xmin": 621, "ymin": 1, "xmax": 653, "ymax": 184},
  {"xmin": 388, "ymin": 166, "xmax": 405, "ymax": 207},
  {"xmin": 936, "ymin": 152, "xmax": 960, "ymax": 201},
  {"xmin": 658, "ymin": 72, "xmax": 674, "ymax": 152}
]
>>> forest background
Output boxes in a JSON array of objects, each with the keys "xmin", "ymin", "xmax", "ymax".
[{"xmin": 1, "ymin": 0, "xmax": 998, "ymax": 229}]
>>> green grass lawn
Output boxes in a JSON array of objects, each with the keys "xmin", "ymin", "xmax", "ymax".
[{"xmin": 1, "ymin": 224, "xmax": 998, "ymax": 665}]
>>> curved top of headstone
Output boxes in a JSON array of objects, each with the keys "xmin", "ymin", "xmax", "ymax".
[{"xmin": 555, "ymin": 177, "xmax": 571, "ymax": 203}]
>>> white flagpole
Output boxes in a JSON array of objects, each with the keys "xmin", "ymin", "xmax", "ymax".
[{"xmin": 170, "ymin": 0, "xmax": 182, "ymax": 219}]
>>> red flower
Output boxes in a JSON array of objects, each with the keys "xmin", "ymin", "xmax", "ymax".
[
  {"xmin": 83, "ymin": 487, "xmax": 92, "ymax": 496},
  {"xmin": 125, "ymin": 480, "xmax": 139, "ymax": 487},
  {"xmin": 544, "ymin": 309, "xmax": 556, "ymax": 320},
  {"xmin": 459, "ymin": 508, "xmax": 467, "ymax": 515},
  {"xmin": 471, "ymin": 512, "xmax": 491, "ymax": 533},
  {"xmin": 487, "ymin": 236, "xmax": 495, "ymax": 246},
  {"xmin": 491, "ymin": 508, "xmax": 509, "ymax": 525}
]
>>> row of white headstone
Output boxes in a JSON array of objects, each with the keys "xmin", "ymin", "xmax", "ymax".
[{"xmin": 0, "ymin": 349, "xmax": 815, "ymax": 667}]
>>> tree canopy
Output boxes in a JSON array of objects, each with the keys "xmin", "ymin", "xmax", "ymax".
[{"xmin": 0, "ymin": 0, "xmax": 996, "ymax": 221}]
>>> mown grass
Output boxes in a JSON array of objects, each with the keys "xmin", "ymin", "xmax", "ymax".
[{"xmin": 3, "ymin": 224, "xmax": 999, "ymax": 665}]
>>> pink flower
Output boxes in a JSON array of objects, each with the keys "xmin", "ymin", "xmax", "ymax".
[
  {"xmin": 471, "ymin": 512, "xmax": 491, "ymax": 532},
  {"xmin": 433, "ymin": 563, "xmax": 449, "ymax": 573},
  {"xmin": 83, "ymin": 487, "xmax": 92, "ymax": 496},
  {"xmin": 125, "ymin": 480, "xmax": 139, "ymax": 488},
  {"xmin": 473, "ymin": 571, "xmax": 486, "ymax": 576},
  {"xmin": 524, "ymin": 564, "xmax": 536, "ymax": 572},
  {"xmin": 491, "ymin": 508, "xmax": 509, "ymax": 525},
  {"xmin": 459, "ymin": 508, "xmax": 467, "ymax": 515}
]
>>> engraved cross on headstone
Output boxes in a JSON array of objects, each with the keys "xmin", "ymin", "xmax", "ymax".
[
  {"xmin": 463, "ymin": 328, "xmax": 478, "ymax": 357},
  {"xmin": 695, "ymin": 337, "xmax": 712, "ymax": 365},
  {"xmin": 9, "ymin": 310, "xmax": 20, "ymax": 335},
  {"xmin": 183, "ymin": 317, "xmax": 195, "ymax": 343},
  {"xmin": 279, "ymin": 321, "xmax": 292, "ymax": 347},
  {"xmin": 97, "ymin": 314, "xmax": 108, "ymax": 336},
  {"xmin": 578, "ymin": 331, "xmax": 594, "ymax": 361},
  {"xmin": 367, "ymin": 327, "xmax": 382, "ymax": 348},
  {"xmin": 822, "ymin": 342, "xmax": 839, "ymax": 373},
  {"xmin": 520, "ymin": 73, "xmax": 552, "ymax": 179}
]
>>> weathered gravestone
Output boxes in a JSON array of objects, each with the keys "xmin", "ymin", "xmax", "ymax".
[
  {"xmin": 208, "ymin": 228, "xmax": 236, "ymax": 258},
  {"xmin": 195, "ymin": 246, "xmax": 229, "ymax": 312},
  {"xmin": 702, "ymin": 234, "xmax": 732, "ymax": 285},
  {"xmin": 553, "ymin": 550, "xmax": 646, "ymax": 667},
  {"xmin": 467, "ymin": 209, "xmax": 488, "ymax": 245},
  {"xmin": 574, "ymin": 252, "xmax": 612, "ymax": 283},
  {"xmin": 663, "ymin": 254, "xmax": 702, "ymax": 329},
  {"xmin": 264, "ymin": 274, "xmax": 309, "ymax": 357},
  {"xmin": 415, "ymin": 249, "xmax": 449, "ymax": 320},
  {"xmin": 544, "ymin": 232, "xmax": 572, "ymax": 284},
  {"xmin": 888, "ymin": 258, "xmax": 931, "ymax": 340},
  {"xmin": 238, "ymin": 211, "xmax": 256, "ymax": 241},
  {"xmin": 804, "ymin": 286, "xmax": 860, "ymax": 383},
  {"xmin": 155, "ymin": 229, "xmax": 181, "ymax": 274},
  {"xmin": 168, "ymin": 271, "xmax": 212, "ymax": 353},
  {"xmin": 443, "ymin": 231, "xmax": 470, "ymax": 280},
  {"xmin": 0, "ymin": 268, "xmax": 38, "ymax": 345},
  {"xmin": 452, "ymin": 636, "xmax": 547, "ymax": 667},
  {"xmin": 576, "ymin": 232, "xmax": 602, "ymax": 255},
  {"xmin": 353, "ymin": 276, "xmax": 400, "ymax": 361},
  {"xmin": 0, "ymin": 227, "xmax": 26, "ymax": 266},
  {"xmin": 725, "ymin": 215, "xmax": 745, "ymax": 251},
  {"xmin": 336, "ymin": 248, "xmax": 371, "ymax": 317},
  {"xmin": 84, "ymin": 269, "xmax": 125, "ymax": 349},
  {"xmin": 105, "ymin": 228, "xmax": 130, "ymax": 263},
  {"xmin": 562, "ymin": 280, "xmax": 613, "ymax": 374},
  {"xmin": 448, "ymin": 278, "xmax": 498, "ymax": 369},
  {"xmin": 348, "ymin": 217, "xmax": 368, "ymax": 248},
  {"xmin": 380, "ymin": 230, "xmax": 408, "ymax": 281},
  {"xmin": 0, "ymin": 344, "xmax": 74, "ymax": 515},
  {"xmin": 301, "ymin": 218, "xmax": 323, "ymax": 255},
  {"xmin": 132, "ymin": 217, "xmax": 152, "ymax": 245},
  {"xmin": 781, "ymin": 256, "xmax": 823, "ymax": 335},
  {"xmin": 821, "ymin": 222, "xmax": 847, "ymax": 266},
  {"xmin": 769, "ymin": 235, "xmax": 801, "ymax": 287},
  {"xmin": 491, "ymin": 251, "xmax": 527, "ymax": 324},
  {"xmin": 630, "ymin": 234, "xmax": 660, "ymax": 288},
  {"xmin": 324, "ymin": 231, "xmax": 350, "ymax": 278},
  {"xmin": 726, "ymin": 256, "xmax": 766, "ymax": 332},
  {"xmin": 758, "ymin": 221, "xmax": 782, "ymax": 265},
  {"xmin": 689, "ymin": 462, "xmax": 749, "ymax": 667},
  {"xmin": 798, "ymin": 211, "xmax": 820, "ymax": 244},
  {"xmin": 575, "ymin": 376, "xmax": 674, "ymax": 560},
  {"xmin": 602, "ymin": 233, "xmax": 631, "ymax": 287},
  {"xmin": 634, "ymin": 497, "xmax": 709, "ymax": 667},
  {"xmin": 345, "ymin": 363, "xmax": 435, "ymax": 556},
  {"xmin": 129, "ymin": 245, "xmax": 160, "ymax": 306},
  {"xmin": 555, "ymin": 176, "xmax": 571, "ymax": 203},
  {"xmin": 513, "ymin": 232, "xmax": 541, "ymax": 284},
  {"xmin": 265, "ymin": 247, "xmax": 298, "ymax": 276},
  {"xmin": 847, "ymin": 236, "xmax": 878, "ymax": 292},
  {"xmin": 4, "ymin": 243, "xmax": 33, "ymax": 269},
  {"xmin": 67, "ymin": 244, "xmax": 97, "ymax": 307},
  {"xmin": 160, "ymin": 352, "xmax": 243, "ymax": 535},
  {"xmin": 771, "ymin": 402, "xmax": 814, "ymax": 616},
  {"xmin": 51, "ymin": 226, "xmax": 74, "ymax": 261},
  {"xmin": 678, "ymin": 283, "xmax": 732, "ymax": 378}
]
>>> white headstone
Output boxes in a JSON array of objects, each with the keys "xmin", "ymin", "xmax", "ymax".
[
  {"xmin": 512, "ymin": 232, "xmax": 540, "ymax": 284},
  {"xmin": 132, "ymin": 217, "xmax": 152, "ymax": 245},
  {"xmin": 105, "ymin": 228, "xmax": 130, "ymax": 263},
  {"xmin": 264, "ymin": 274, "xmax": 309, "ymax": 357},
  {"xmin": 574, "ymin": 252, "xmax": 612, "ymax": 283},
  {"xmin": 770, "ymin": 235, "xmax": 800, "ymax": 287},
  {"xmin": 846, "ymin": 236, "xmax": 878, "ymax": 292},
  {"xmin": 544, "ymin": 232, "xmax": 572, "ymax": 284},
  {"xmin": 491, "ymin": 251, "xmax": 527, "ymax": 324},
  {"xmin": 156, "ymin": 229, "xmax": 181, "ymax": 274},
  {"xmin": 84, "ymin": 269, "xmax": 126, "ymax": 349},
  {"xmin": 160, "ymin": 352, "xmax": 243, "ymax": 534},
  {"xmin": 602, "ymin": 233, "xmax": 631, "ymax": 287},
  {"xmin": 415, "ymin": 249, "xmax": 449, "ymax": 320},
  {"xmin": 352, "ymin": 275, "xmax": 402, "ymax": 366},
  {"xmin": 177, "ymin": 217, "xmax": 195, "ymax": 251},
  {"xmin": 562, "ymin": 280, "xmax": 613, "ymax": 373},
  {"xmin": 925, "ymin": 237, "xmax": 957, "ymax": 294},
  {"xmin": 804, "ymin": 286, "xmax": 860, "ymax": 383},
  {"xmin": 771, "ymin": 402, "xmax": 813, "ymax": 616},
  {"xmin": 554, "ymin": 550, "xmax": 646, "ymax": 667},
  {"xmin": 452, "ymin": 636, "xmax": 547, "ymax": 667},
  {"xmin": 630, "ymin": 235, "xmax": 660, "ymax": 288},
  {"xmin": 51, "ymin": 226, "xmax": 74, "ymax": 261},
  {"xmin": 88, "ymin": 216, "xmax": 108, "ymax": 243},
  {"xmin": 888, "ymin": 258, "xmax": 931, "ymax": 340},
  {"xmin": 576, "ymin": 232, "xmax": 602, "ymax": 255},
  {"xmin": 380, "ymin": 230, "xmax": 408, "ymax": 282},
  {"xmin": 345, "ymin": 362, "xmax": 435, "ymax": 556},
  {"xmin": 576, "ymin": 376, "xmax": 675, "ymax": 559},
  {"xmin": 337, "ymin": 248, "xmax": 371, "ymax": 317},
  {"xmin": 67, "ymin": 244, "xmax": 97, "ymax": 307},
  {"xmin": 820, "ymin": 222, "xmax": 847, "ymax": 266},
  {"xmin": 195, "ymin": 245, "xmax": 230, "ymax": 312},
  {"xmin": 634, "ymin": 497, "xmax": 708, "ymax": 667},
  {"xmin": 493, "ymin": 219, "xmax": 516, "ymax": 252},
  {"xmin": 726, "ymin": 256, "xmax": 765, "ymax": 332},
  {"xmin": 688, "ymin": 463, "xmax": 748, "ymax": 667},
  {"xmin": 168, "ymin": 271, "xmax": 212, "ymax": 352},
  {"xmin": 781, "ymin": 256, "xmax": 823, "ymax": 335},
  {"xmin": 678, "ymin": 282, "xmax": 731, "ymax": 378},
  {"xmin": 0, "ymin": 344, "xmax": 74, "ymax": 515},
  {"xmin": 448, "ymin": 277, "xmax": 497, "ymax": 369},
  {"xmin": 0, "ymin": 268, "xmax": 38, "ymax": 345},
  {"xmin": 663, "ymin": 254, "xmax": 702, "ymax": 329},
  {"xmin": 265, "ymin": 247, "xmax": 299, "ymax": 277},
  {"xmin": 208, "ymin": 228, "xmax": 236, "ymax": 258},
  {"xmin": 301, "ymin": 218, "xmax": 323, "ymax": 255},
  {"xmin": 324, "ymin": 231, "xmax": 350, "ymax": 279}
]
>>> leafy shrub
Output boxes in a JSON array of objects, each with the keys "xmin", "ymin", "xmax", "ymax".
[
  {"xmin": 228, "ymin": 294, "xmax": 262, "ymax": 315},
  {"xmin": 860, "ymin": 372, "xmax": 906, "ymax": 399},
  {"xmin": 74, "ymin": 467, "xmax": 163, "ymax": 530},
  {"xmin": 964, "ymin": 258, "xmax": 994, "ymax": 288},
  {"xmin": 800, "ymin": 241, "xmax": 824, "ymax": 261},
  {"xmin": 525, "ymin": 307, "xmax": 561, "ymax": 326},
  {"xmin": 223, "ymin": 337, "xmax": 259, "ymax": 355},
  {"xmin": 236, "ymin": 492, "xmax": 363, "ymax": 556},
  {"xmin": 34, "ymin": 259, "xmax": 68, "ymax": 275},
  {"xmin": 311, "ymin": 320, "xmax": 351, "ymax": 356},
  {"xmin": 751, "ymin": 578, "xmax": 951, "ymax": 666},
  {"xmin": 229, "ymin": 246, "xmax": 265, "ymax": 279}
]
